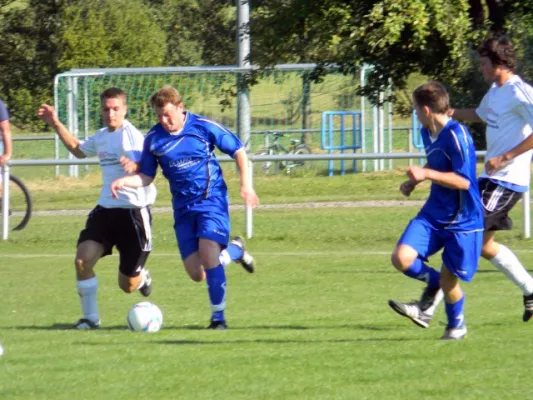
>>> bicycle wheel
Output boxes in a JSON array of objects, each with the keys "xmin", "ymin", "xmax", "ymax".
[
  {"xmin": 254, "ymin": 147, "xmax": 276, "ymax": 174},
  {"xmin": 0, "ymin": 175, "xmax": 33, "ymax": 231},
  {"xmin": 287, "ymin": 144, "xmax": 314, "ymax": 174}
]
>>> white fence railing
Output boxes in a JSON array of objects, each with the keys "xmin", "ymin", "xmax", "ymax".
[{"xmin": 2, "ymin": 151, "xmax": 531, "ymax": 241}]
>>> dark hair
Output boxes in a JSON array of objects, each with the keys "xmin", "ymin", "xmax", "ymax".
[
  {"xmin": 413, "ymin": 81, "xmax": 450, "ymax": 114},
  {"xmin": 150, "ymin": 86, "xmax": 183, "ymax": 109},
  {"xmin": 100, "ymin": 87, "xmax": 127, "ymax": 104},
  {"xmin": 477, "ymin": 36, "xmax": 516, "ymax": 71}
]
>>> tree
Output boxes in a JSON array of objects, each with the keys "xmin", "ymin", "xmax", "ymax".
[
  {"xmin": 59, "ymin": 0, "xmax": 166, "ymax": 70},
  {"xmin": 251, "ymin": 1, "xmax": 533, "ymax": 102}
]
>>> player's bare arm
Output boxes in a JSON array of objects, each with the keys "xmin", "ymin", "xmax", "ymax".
[
  {"xmin": 407, "ymin": 165, "xmax": 470, "ymax": 190},
  {"xmin": 111, "ymin": 173, "xmax": 154, "ymax": 199},
  {"xmin": 234, "ymin": 148, "xmax": 259, "ymax": 207},
  {"xmin": 485, "ymin": 133, "xmax": 533, "ymax": 175},
  {"xmin": 449, "ymin": 108, "xmax": 483, "ymax": 123},
  {"xmin": 0, "ymin": 119, "xmax": 12, "ymax": 166},
  {"xmin": 37, "ymin": 104, "xmax": 86, "ymax": 158}
]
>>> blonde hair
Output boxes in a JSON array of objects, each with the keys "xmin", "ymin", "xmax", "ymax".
[{"xmin": 150, "ymin": 86, "xmax": 183, "ymax": 109}]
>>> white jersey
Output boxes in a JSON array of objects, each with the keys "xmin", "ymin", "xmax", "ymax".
[
  {"xmin": 476, "ymin": 75, "xmax": 533, "ymax": 187},
  {"xmin": 79, "ymin": 119, "xmax": 157, "ymax": 208}
]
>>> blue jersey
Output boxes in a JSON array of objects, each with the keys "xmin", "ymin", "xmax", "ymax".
[
  {"xmin": 418, "ymin": 119, "xmax": 483, "ymax": 232},
  {"xmin": 139, "ymin": 112, "xmax": 243, "ymax": 209}
]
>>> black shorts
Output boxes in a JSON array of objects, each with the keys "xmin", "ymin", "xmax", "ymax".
[
  {"xmin": 479, "ymin": 178, "xmax": 523, "ymax": 231},
  {"xmin": 78, "ymin": 206, "xmax": 152, "ymax": 277}
]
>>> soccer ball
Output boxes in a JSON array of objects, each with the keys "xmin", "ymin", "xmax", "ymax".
[{"xmin": 127, "ymin": 301, "xmax": 163, "ymax": 333}]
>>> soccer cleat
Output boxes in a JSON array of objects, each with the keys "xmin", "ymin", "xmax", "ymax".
[
  {"xmin": 74, "ymin": 318, "xmax": 101, "ymax": 330},
  {"xmin": 139, "ymin": 269, "xmax": 152, "ymax": 297},
  {"xmin": 419, "ymin": 285, "xmax": 441, "ymax": 311},
  {"xmin": 388, "ymin": 300, "xmax": 432, "ymax": 328},
  {"xmin": 207, "ymin": 320, "xmax": 228, "ymax": 330},
  {"xmin": 231, "ymin": 236, "xmax": 255, "ymax": 273},
  {"xmin": 523, "ymin": 293, "xmax": 533, "ymax": 322},
  {"xmin": 440, "ymin": 324, "xmax": 467, "ymax": 340}
]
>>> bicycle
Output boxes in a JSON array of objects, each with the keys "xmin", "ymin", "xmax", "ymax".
[
  {"xmin": 0, "ymin": 174, "xmax": 32, "ymax": 231},
  {"xmin": 254, "ymin": 131, "xmax": 314, "ymax": 174}
]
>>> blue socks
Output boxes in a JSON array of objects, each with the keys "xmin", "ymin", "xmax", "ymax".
[
  {"xmin": 445, "ymin": 295, "xmax": 465, "ymax": 329},
  {"xmin": 226, "ymin": 243, "xmax": 243, "ymax": 261},
  {"xmin": 403, "ymin": 258, "xmax": 440, "ymax": 288},
  {"xmin": 219, "ymin": 243, "xmax": 244, "ymax": 268},
  {"xmin": 205, "ymin": 264, "xmax": 227, "ymax": 322}
]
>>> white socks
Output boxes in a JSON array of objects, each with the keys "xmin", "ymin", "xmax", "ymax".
[
  {"xmin": 490, "ymin": 245, "xmax": 533, "ymax": 296},
  {"xmin": 219, "ymin": 250, "xmax": 232, "ymax": 268},
  {"xmin": 77, "ymin": 277, "xmax": 99, "ymax": 323},
  {"xmin": 424, "ymin": 289, "xmax": 444, "ymax": 317}
]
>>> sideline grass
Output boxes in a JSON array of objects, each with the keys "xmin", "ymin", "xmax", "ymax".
[
  {"xmin": 1, "ymin": 207, "xmax": 533, "ymax": 399},
  {"xmin": 13, "ymin": 167, "xmax": 433, "ymax": 211}
]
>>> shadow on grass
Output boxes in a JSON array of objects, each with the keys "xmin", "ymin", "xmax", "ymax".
[
  {"xmin": 74, "ymin": 336, "xmax": 428, "ymax": 346},
  {"xmin": 3, "ymin": 323, "xmax": 128, "ymax": 331},
  {"xmin": 4, "ymin": 323, "xmax": 399, "ymax": 332}
]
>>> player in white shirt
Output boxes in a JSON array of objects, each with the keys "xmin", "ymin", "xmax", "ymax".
[
  {"xmin": 389, "ymin": 36, "xmax": 533, "ymax": 327},
  {"xmin": 38, "ymin": 88, "xmax": 157, "ymax": 329}
]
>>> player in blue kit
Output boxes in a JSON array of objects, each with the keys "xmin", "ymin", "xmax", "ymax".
[
  {"xmin": 388, "ymin": 81, "xmax": 484, "ymax": 340},
  {"xmin": 111, "ymin": 86, "xmax": 259, "ymax": 329}
]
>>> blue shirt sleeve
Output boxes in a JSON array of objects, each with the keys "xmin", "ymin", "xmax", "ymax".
[
  {"xmin": 445, "ymin": 124, "xmax": 473, "ymax": 178},
  {"xmin": 203, "ymin": 120, "xmax": 243, "ymax": 157},
  {"xmin": 139, "ymin": 133, "xmax": 159, "ymax": 178},
  {"xmin": 0, "ymin": 100, "xmax": 9, "ymax": 122}
]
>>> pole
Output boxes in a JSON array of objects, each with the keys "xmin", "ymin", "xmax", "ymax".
[
  {"xmin": 237, "ymin": 0, "xmax": 252, "ymax": 238},
  {"xmin": 2, "ymin": 165, "xmax": 9, "ymax": 239}
]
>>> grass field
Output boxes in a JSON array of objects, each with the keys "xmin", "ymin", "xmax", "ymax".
[{"xmin": 1, "ymin": 186, "xmax": 533, "ymax": 398}]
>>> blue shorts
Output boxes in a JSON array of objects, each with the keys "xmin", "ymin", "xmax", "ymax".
[
  {"xmin": 173, "ymin": 196, "xmax": 230, "ymax": 260},
  {"xmin": 398, "ymin": 217, "xmax": 483, "ymax": 282}
]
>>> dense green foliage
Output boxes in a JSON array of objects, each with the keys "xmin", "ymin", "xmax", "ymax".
[{"xmin": 2, "ymin": 0, "xmax": 533, "ymax": 136}]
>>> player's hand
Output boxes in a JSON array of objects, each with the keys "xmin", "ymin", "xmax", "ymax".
[
  {"xmin": 406, "ymin": 165, "xmax": 428, "ymax": 183},
  {"xmin": 399, "ymin": 180, "xmax": 416, "ymax": 197},
  {"xmin": 0, "ymin": 154, "xmax": 10, "ymax": 167},
  {"xmin": 120, "ymin": 156, "xmax": 139, "ymax": 174},
  {"xmin": 37, "ymin": 104, "xmax": 59, "ymax": 126},
  {"xmin": 110, "ymin": 178, "xmax": 125, "ymax": 199},
  {"xmin": 485, "ymin": 155, "xmax": 507, "ymax": 175},
  {"xmin": 241, "ymin": 185, "xmax": 259, "ymax": 207}
]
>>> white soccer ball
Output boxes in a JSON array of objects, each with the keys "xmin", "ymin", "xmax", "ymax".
[{"xmin": 127, "ymin": 301, "xmax": 163, "ymax": 333}]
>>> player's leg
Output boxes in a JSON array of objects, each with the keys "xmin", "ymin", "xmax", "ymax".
[
  {"xmin": 74, "ymin": 240, "xmax": 105, "ymax": 329},
  {"xmin": 115, "ymin": 207, "xmax": 153, "ymax": 296},
  {"xmin": 388, "ymin": 218, "xmax": 442, "ymax": 328},
  {"xmin": 439, "ymin": 266, "xmax": 467, "ymax": 340},
  {"xmin": 191, "ymin": 197, "xmax": 241, "ymax": 329},
  {"xmin": 174, "ymin": 208, "xmax": 206, "ymax": 282},
  {"xmin": 479, "ymin": 179, "xmax": 533, "ymax": 321},
  {"xmin": 439, "ymin": 230, "xmax": 482, "ymax": 340},
  {"xmin": 73, "ymin": 206, "xmax": 112, "ymax": 329}
]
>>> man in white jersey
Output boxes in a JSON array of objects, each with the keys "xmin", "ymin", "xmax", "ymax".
[
  {"xmin": 389, "ymin": 36, "xmax": 533, "ymax": 326},
  {"xmin": 38, "ymin": 88, "xmax": 157, "ymax": 329},
  {"xmin": 0, "ymin": 98, "xmax": 12, "ymax": 202}
]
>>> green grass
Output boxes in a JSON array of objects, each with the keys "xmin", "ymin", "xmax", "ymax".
[
  {"xmin": 11, "ymin": 163, "xmax": 434, "ymax": 211},
  {"xmin": 1, "ymin": 206, "xmax": 533, "ymax": 399}
]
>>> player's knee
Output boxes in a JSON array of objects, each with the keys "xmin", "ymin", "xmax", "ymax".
[
  {"xmin": 481, "ymin": 242, "xmax": 497, "ymax": 259},
  {"xmin": 74, "ymin": 258, "xmax": 94, "ymax": 278},
  {"xmin": 391, "ymin": 250, "xmax": 413, "ymax": 271},
  {"xmin": 188, "ymin": 269, "xmax": 205, "ymax": 282}
]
